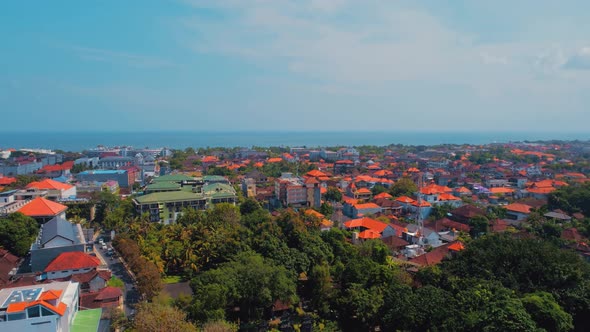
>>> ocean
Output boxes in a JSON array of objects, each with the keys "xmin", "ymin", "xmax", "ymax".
[{"xmin": 0, "ymin": 131, "xmax": 588, "ymax": 152}]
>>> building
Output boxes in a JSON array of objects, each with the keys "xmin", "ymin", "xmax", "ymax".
[
  {"xmin": 17, "ymin": 197, "xmax": 68, "ymax": 224},
  {"xmin": 274, "ymin": 173, "xmax": 320, "ymax": 208},
  {"xmin": 96, "ymin": 156, "xmax": 134, "ymax": 169},
  {"xmin": 242, "ymin": 178, "xmax": 257, "ymax": 198},
  {"xmin": 25, "ymin": 179, "xmax": 76, "ymax": 200},
  {"xmin": 76, "ymin": 169, "xmax": 132, "ymax": 188},
  {"xmin": 0, "ymin": 249, "xmax": 20, "ymax": 288},
  {"xmin": 30, "ymin": 217, "xmax": 87, "ymax": 273},
  {"xmin": 42, "ymin": 252, "xmax": 101, "ymax": 280},
  {"xmin": 0, "ymin": 281, "xmax": 79, "ymax": 332}
]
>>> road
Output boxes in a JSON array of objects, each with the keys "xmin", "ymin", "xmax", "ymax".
[{"xmin": 93, "ymin": 239, "xmax": 140, "ymax": 317}]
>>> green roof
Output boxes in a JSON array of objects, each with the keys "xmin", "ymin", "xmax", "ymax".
[
  {"xmin": 71, "ymin": 308, "xmax": 102, "ymax": 332},
  {"xmin": 152, "ymin": 174, "xmax": 194, "ymax": 182},
  {"xmin": 134, "ymin": 191, "xmax": 204, "ymax": 204},
  {"xmin": 203, "ymin": 175, "xmax": 229, "ymax": 182},
  {"xmin": 145, "ymin": 181, "xmax": 181, "ymax": 191},
  {"xmin": 202, "ymin": 183, "xmax": 237, "ymax": 199}
]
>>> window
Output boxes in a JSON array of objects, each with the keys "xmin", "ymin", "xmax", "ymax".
[
  {"xmin": 41, "ymin": 307, "xmax": 55, "ymax": 316},
  {"xmin": 27, "ymin": 306, "xmax": 40, "ymax": 318}
]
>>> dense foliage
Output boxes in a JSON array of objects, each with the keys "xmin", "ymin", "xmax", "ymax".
[
  {"xmin": 99, "ymin": 191, "xmax": 590, "ymax": 331},
  {"xmin": 0, "ymin": 212, "xmax": 39, "ymax": 256}
]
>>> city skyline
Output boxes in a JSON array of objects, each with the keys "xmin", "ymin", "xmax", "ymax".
[{"xmin": 2, "ymin": 0, "xmax": 590, "ymax": 132}]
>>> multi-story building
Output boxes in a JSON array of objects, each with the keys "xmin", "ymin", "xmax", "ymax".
[
  {"xmin": 0, "ymin": 281, "xmax": 79, "ymax": 332},
  {"xmin": 275, "ymin": 173, "xmax": 320, "ymax": 208},
  {"xmin": 133, "ymin": 180, "xmax": 237, "ymax": 224},
  {"xmin": 76, "ymin": 170, "xmax": 132, "ymax": 188}
]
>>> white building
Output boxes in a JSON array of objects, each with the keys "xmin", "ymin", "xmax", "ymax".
[{"xmin": 0, "ymin": 281, "xmax": 79, "ymax": 332}]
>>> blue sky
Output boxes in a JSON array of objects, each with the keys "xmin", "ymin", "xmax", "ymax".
[{"xmin": 1, "ymin": 0, "xmax": 590, "ymax": 132}]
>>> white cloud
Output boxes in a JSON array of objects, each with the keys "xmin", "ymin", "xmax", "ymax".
[{"xmin": 563, "ymin": 46, "xmax": 590, "ymax": 70}]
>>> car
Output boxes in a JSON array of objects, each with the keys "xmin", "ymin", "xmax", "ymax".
[{"xmin": 102, "ymin": 244, "xmax": 107, "ymax": 250}]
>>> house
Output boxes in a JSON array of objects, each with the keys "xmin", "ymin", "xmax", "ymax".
[
  {"xmin": 505, "ymin": 203, "xmax": 533, "ymax": 221},
  {"xmin": 403, "ymin": 224, "xmax": 442, "ymax": 247},
  {"xmin": 244, "ymin": 170, "xmax": 268, "ymax": 184},
  {"xmin": 448, "ymin": 205, "xmax": 485, "ymax": 224},
  {"xmin": 25, "ymin": 179, "xmax": 76, "ymax": 200},
  {"xmin": 78, "ymin": 286, "xmax": 122, "ymax": 310},
  {"xmin": 97, "ymin": 156, "xmax": 134, "ymax": 169},
  {"xmin": 30, "ymin": 217, "xmax": 87, "ymax": 273},
  {"xmin": 0, "ymin": 281, "xmax": 79, "ymax": 332},
  {"xmin": 408, "ymin": 241, "xmax": 464, "ymax": 266},
  {"xmin": 43, "ymin": 252, "xmax": 101, "ymax": 280},
  {"xmin": 425, "ymin": 217, "xmax": 471, "ymax": 233},
  {"xmin": 17, "ymin": 197, "xmax": 68, "ymax": 224},
  {"xmin": 0, "ymin": 248, "xmax": 20, "ymax": 288},
  {"xmin": 70, "ymin": 270, "xmax": 111, "ymax": 293},
  {"xmin": 344, "ymin": 217, "xmax": 397, "ymax": 239},
  {"xmin": 351, "ymin": 203, "xmax": 382, "ymax": 218}
]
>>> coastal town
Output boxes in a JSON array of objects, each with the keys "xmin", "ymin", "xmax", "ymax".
[{"xmin": 0, "ymin": 140, "xmax": 590, "ymax": 331}]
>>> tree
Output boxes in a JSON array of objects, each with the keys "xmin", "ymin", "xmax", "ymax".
[
  {"xmin": 133, "ymin": 302, "xmax": 197, "ymax": 332},
  {"xmin": 371, "ymin": 184, "xmax": 387, "ymax": 196},
  {"xmin": 324, "ymin": 187, "xmax": 342, "ymax": 203},
  {"xmin": 389, "ymin": 177, "xmax": 417, "ymax": 197},
  {"xmin": 319, "ymin": 202, "xmax": 334, "ymax": 218},
  {"xmin": 522, "ymin": 292, "xmax": 574, "ymax": 332},
  {"xmin": 0, "ymin": 212, "xmax": 39, "ymax": 256},
  {"xmin": 190, "ymin": 252, "xmax": 298, "ymax": 323}
]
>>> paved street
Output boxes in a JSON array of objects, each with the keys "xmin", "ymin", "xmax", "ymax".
[{"xmin": 93, "ymin": 239, "xmax": 140, "ymax": 317}]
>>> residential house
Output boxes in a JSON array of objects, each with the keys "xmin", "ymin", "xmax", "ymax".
[
  {"xmin": 17, "ymin": 197, "xmax": 68, "ymax": 224},
  {"xmin": 343, "ymin": 217, "xmax": 397, "ymax": 239},
  {"xmin": 30, "ymin": 217, "xmax": 86, "ymax": 273},
  {"xmin": 25, "ymin": 179, "xmax": 76, "ymax": 201},
  {"xmin": 448, "ymin": 205, "xmax": 485, "ymax": 224},
  {"xmin": 70, "ymin": 270, "xmax": 111, "ymax": 293},
  {"xmin": 0, "ymin": 249, "xmax": 20, "ymax": 288},
  {"xmin": 79, "ymin": 286, "xmax": 122, "ymax": 310},
  {"xmin": 351, "ymin": 203, "xmax": 382, "ymax": 218},
  {"xmin": 274, "ymin": 173, "xmax": 320, "ymax": 208},
  {"xmin": 42, "ymin": 252, "xmax": 101, "ymax": 280},
  {"xmin": 505, "ymin": 203, "xmax": 533, "ymax": 221}
]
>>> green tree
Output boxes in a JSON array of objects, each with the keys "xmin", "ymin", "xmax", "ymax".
[
  {"xmin": 324, "ymin": 187, "xmax": 343, "ymax": 203},
  {"xmin": 133, "ymin": 302, "xmax": 197, "ymax": 332},
  {"xmin": 389, "ymin": 177, "xmax": 417, "ymax": 197},
  {"xmin": 522, "ymin": 292, "xmax": 574, "ymax": 332},
  {"xmin": 0, "ymin": 213, "xmax": 39, "ymax": 256}
]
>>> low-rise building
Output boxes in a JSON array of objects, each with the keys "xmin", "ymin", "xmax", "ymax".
[{"xmin": 30, "ymin": 217, "xmax": 86, "ymax": 273}]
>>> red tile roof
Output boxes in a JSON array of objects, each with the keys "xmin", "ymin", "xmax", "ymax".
[
  {"xmin": 17, "ymin": 197, "xmax": 67, "ymax": 217},
  {"xmin": 26, "ymin": 179, "xmax": 73, "ymax": 190},
  {"xmin": 358, "ymin": 229, "xmax": 381, "ymax": 239},
  {"xmin": 344, "ymin": 217, "xmax": 388, "ymax": 232},
  {"xmin": 374, "ymin": 192, "xmax": 393, "ymax": 200},
  {"xmin": 505, "ymin": 203, "xmax": 533, "ymax": 214},
  {"xmin": 0, "ymin": 177, "xmax": 16, "ymax": 185},
  {"xmin": 95, "ymin": 286, "xmax": 123, "ymax": 301},
  {"xmin": 395, "ymin": 196, "xmax": 415, "ymax": 204},
  {"xmin": 44, "ymin": 252, "xmax": 100, "ymax": 272},
  {"xmin": 353, "ymin": 202, "xmax": 381, "ymax": 210}
]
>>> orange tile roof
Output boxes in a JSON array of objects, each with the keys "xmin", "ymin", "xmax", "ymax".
[
  {"xmin": 0, "ymin": 177, "xmax": 16, "ymax": 185},
  {"xmin": 374, "ymin": 192, "xmax": 393, "ymax": 199},
  {"xmin": 356, "ymin": 188, "xmax": 372, "ymax": 194},
  {"xmin": 344, "ymin": 217, "xmax": 388, "ymax": 233},
  {"xmin": 17, "ymin": 197, "xmax": 67, "ymax": 217},
  {"xmin": 267, "ymin": 158, "xmax": 283, "ymax": 163},
  {"xmin": 505, "ymin": 203, "xmax": 533, "ymax": 214},
  {"xmin": 528, "ymin": 187, "xmax": 556, "ymax": 194},
  {"xmin": 39, "ymin": 289, "xmax": 63, "ymax": 301},
  {"xmin": 26, "ymin": 179, "xmax": 73, "ymax": 190},
  {"xmin": 44, "ymin": 252, "xmax": 101, "ymax": 272},
  {"xmin": 438, "ymin": 193, "xmax": 461, "ymax": 201},
  {"xmin": 448, "ymin": 242, "xmax": 465, "ymax": 251},
  {"xmin": 304, "ymin": 209, "xmax": 325, "ymax": 219},
  {"xmin": 6, "ymin": 302, "xmax": 27, "ymax": 313},
  {"xmin": 358, "ymin": 229, "xmax": 381, "ymax": 239},
  {"xmin": 306, "ymin": 169, "xmax": 328, "ymax": 178},
  {"xmin": 395, "ymin": 196, "xmax": 415, "ymax": 203},
  {"xmin": 411, "ymin": 200, "xmax": 431, "ymax": 207},
  {"xmin": 489, "ymin": 187, "xmax": 514, "ymax": 194},
  {"xmin": 353, "ymin": 202, "xmax": 381, "ymax": 210},
  {"xmin": 407, "ymin": 167, "xmax": 420, "ymax": 173}
]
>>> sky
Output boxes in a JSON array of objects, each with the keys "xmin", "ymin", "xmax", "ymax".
[{"xmin": 1, "ymin": 0, "xmax": 590, "ymax": 132}]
